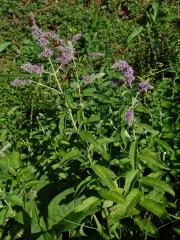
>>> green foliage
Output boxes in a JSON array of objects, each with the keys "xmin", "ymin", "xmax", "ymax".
[{"xmin": 0, "ymin": 0, "xmax": 179, "ymax": 239}]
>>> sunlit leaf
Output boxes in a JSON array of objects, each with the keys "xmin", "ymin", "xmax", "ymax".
[
  {"xmin": 140, "ymin": 198, "xmax": 168, "ymax": 218},
  {"xmin": 0, "ymin": 42, "xmax": 11, "ymax": 53},
  {"xmin": 134, "ymin": 217, "xmax": 157, "ymax": 236},
  {"xmin": 127, "ymin": 26, "xmax": 144, "ymax": 43},
  {"xmin": 124, "ymin": 170, "xmax": 139, "ymax": 194},
  {"xmin": 141, "ymin": 177, "xmax": 175, "ymax": 196},
  {"xmin": 92, "ymin": 164, "xmax": 117, "ymax": 189}
]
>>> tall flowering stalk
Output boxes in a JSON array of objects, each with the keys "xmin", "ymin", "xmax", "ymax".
[{"xmin": 11, "ymin": 13, "xmax": 81, "ymax": 131}]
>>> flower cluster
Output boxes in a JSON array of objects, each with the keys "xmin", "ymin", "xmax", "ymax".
[
  {"xmin": 30, "ymin": 13, "xmax": 60, "ymax": 48},
  {"xmin": 70, "ymin": 33, "xmax": 82, "ymax": 44},
  {"xmin": 11, "ymin": 78, "xmax": 32, "ymax": 87},
  {"xmin": 39, "ymin": 48, "xmax": 53, "ymax": 58},
  {"xmin": 82, "ymin": 73, "xmax": 105, "ymax": 85},
  {"xmin": 56, "ymin": 44, "xmax": 74, "ymax": 65},
  {"xmin": 139, "ymin": 80, "xmax": 151, "ymax": 93},
  {"xmin": 124, "ymin": 109, "xmax": 134, "ymax": 127},
  {"xmin": 21, "ymin": 63, "xmax": 44, "ymax": 74},
  {"xmin": 112, "ymin": 60, "xmax": 135, "ymax": 85}
]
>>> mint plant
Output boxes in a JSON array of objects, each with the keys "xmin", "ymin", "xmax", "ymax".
[{"xmin": 0, "ymin": 8, "xmax": 179, "ymax": 240}]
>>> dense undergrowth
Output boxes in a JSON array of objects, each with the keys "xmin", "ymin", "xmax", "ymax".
[{"xmin": 0, "ymin": 1, "xmax": 179, "ymax": 239}]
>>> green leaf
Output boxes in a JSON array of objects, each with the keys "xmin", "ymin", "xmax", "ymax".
[
  {"xmin": 151, "ymin": 2, "xmax": 159, "ymax": 22},
  {"xmin": 85, "ymin": 114, "xmax": 100, "ymax": 123},
  {"xmin": 0, "ymin": 151, "xmax": 21, "ymax": 170},
  {"xmin": 82, "ymin": 87, "xmax": 96, "ymax": 97},
  {"xmin": 121, "ymin": 127, "xmax": 128, "ymax": 146},
  {"xmin": 124, "ymin": 170, "xmax": 139, "ymax": 194},
  {"xmin": 92, "ymin": 164, "xmax": 117, "ymax": 189},
  {"xmin": 50, "ymin": 196, "xmax": 99, "ymax": 232},
  {"xmin": 59, "ymin": 113, "xmax": 66, "ymax": 139},
  {"xmin": 75, "ymin": 176, "xmax": 92, "ymax": 196},
  {"xmin": 74, "ymin": 196, "xmax": 100, "ymax": 212},
  {"xmin": 6, "ymin": 194, "xmax": 23, "ymax": 207},
  {"xmin": 0, "ymin": 42, "xmax": 11, "ymax": 53},
  {"xmin": 25, "ymin": 200, "xmax": 41, "ymax": 233},
  {"xmin": 109, "ymin": 203, "xmax": 127, "ymax": 221},
  {"xmin": 98, "ymin": 188, "xmax": 126, "ymax": 204},
  {"xmin": 65, "ymin": 93, "xmax": 74, "ymax": 108},
  {"xmin": 79, "ymin": 130, "xmax": 102, "ymax": 153},
  {"xmin": 48, "ymin": 188, "xmax": 85, "ymax": 228},
  {"xmin": 140, "ymin": 199, "xmax": 168, "ymax": 218},
  {"xmin": 61, "ymin": 148, "xmax": 80, "ymax": 166},
  {"xmin": 126, "ymin": 188, "xmax": 142, "ymax": 208},
  {"xmin": 139, "ymin": 150, "xmax": 169, "ymax": 170},
  {"xmin": 141, "ymin": 177, "xmax": 175, "ymax": 196},
  {"xmin": 129, "ymin": 141, "xmax": 137, "ymax": 169},
  {"xmin": 127, "ymin": 26, "xmax": 144, "ymax": 43},
  {"xmin": 134, "ymin": 217, "xmax": 157, "ymax": 236},
  {"xmin": 48, "ymin": 187, "xmax": 74, "ymax": 221}
]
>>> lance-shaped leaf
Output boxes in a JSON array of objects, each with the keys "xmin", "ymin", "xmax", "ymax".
[
  {"xmin": 124, "ymin": 169, "xmax": 139, "ymax": 194},
  {"xmin": 98, "ymin": 188, "xmax": 126, "ymax": 204},
  {"xmin": 140, "ymin": 198, "xmax": 168, "ymax": 218},
  {"xmin": 129, "ymin": 141, "xmax": 137, "ymax": 169},
  {"xmin": 127, "ymin": 26, "xmax": 144, "ymax": 43},
  {"xmin": 92, "ymin": 164, "xmax": 117, "ymax": 189},
  {"xmin": 141, "ymin": 177, "xmax": 175, "ymax": 196},
  {"xmin": 0, "ymin": 42, "xmax": 11, "ymax": 53},
  {"xmin": 79, "ymin": 130, "xmax": 102, "ymax": 153},
  {"xmin": 134, "ymin": 217, "xmax": 157, "ymax": 236}
]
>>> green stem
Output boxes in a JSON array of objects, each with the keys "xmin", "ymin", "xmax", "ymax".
[
  {"xmin": 48, "ymin": 58, "xmax": 78, "ymax": 131},
  {"xmin": 31, "ymin": 80, "xmax": 62, "ymax": 95},
  {"xmin": 73, "ymin": 58, "xmax": 86, "ymax": 130}
]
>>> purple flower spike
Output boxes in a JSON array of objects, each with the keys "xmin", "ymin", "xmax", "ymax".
[
  {"xmin": 82, "ymin": 75, "xmax": 94, "ymax": 85},
  {"xmin": 11, "ymin": 78, "xmax": 32, "ymax": 87},
  {"xmin": 112, "ymin": 60, "xmax": 135, "ymax": 85},
  {"xmin": 124, "ymin": 66, "xmax": 135, "ymax": 84},
  {"xmin": 112, "ymin": 60, "xmax": 129, "ymax": 72},
  {"xmin": 70, "ymin": 33, "xmax": 82, "ymax": 44},
  {"xmin": 125, "ymin": 109, "xmax": 134, "ymax": 127},
  {"xmin": 56, "ymin": 45, "xmax": 74, "ymax": 65},
  {"xmin": 21, "ymin": 63, "xmax": 44, "ymax": 74},
  {"xmin": 31, "ymin": 24, "xmax": 50, "ymax": 47},
  {"xmin": 139, "ymin": 80, "xmax": 151, "ymax": 93},
  {"xmin": 40, "ymin": 48, "xmax": 53, "ymax": 58}
]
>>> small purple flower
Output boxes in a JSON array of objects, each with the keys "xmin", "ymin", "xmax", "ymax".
[
  {"xmin": 70, "ymin": 33, "xmax": 82, "ymax": 44},
  {"xmin": 112, "ymin": 60, "xmax": 129, "ymax": 72},
  {"xmin": 31, "ymin": 24, "xmax": 50, "ymax": 47},
  {"xmin": 139, "ymin": 80, "xmax": 151, "ymax": 93},
  {"xmin": 124, "ymin": 109, "xmax": 134, "ymax": 127},
  {"xmin": 30, "ymin": 14, "xmax": 62, "ymax": 47},
  {"xmin": 11, "ymin": 78, "xmax": 32, "ymax": 87},
  {"xmin": 112, "ymin": 60, "xmax": 135, "ymax": 85},
  {"xmin": 40, "ymin": 48, "xmax": 53, "ymax": 58},
  {"xmin": 21, "ymin": 63, "xmax": 44, "ymax": 74},
  {"xmin": 82, "ymin": 73, "xmax": 105, "ymax": 85},
  {"xmin": 82, "ymin": 74, "xmax": 95, "ymax": 85},
  {"xmin": 56, "ymin": 45, "xmax": 74, "ymax": 65},
  {"xmin": 124, "ymin": 66, "xmax": 135, "ymax": 85}
]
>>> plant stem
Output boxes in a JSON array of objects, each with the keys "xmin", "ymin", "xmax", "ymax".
[
  {"xmin": 31, "ymin": 80, "xmax": 62, "ymax": 94},
  {"xmin": 48, "ymin": 58, "xmax": 78, "ymax": 131},
  {"xmin": 73, "ymin": 58, "xmax": 86, "ymax": 130}
]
